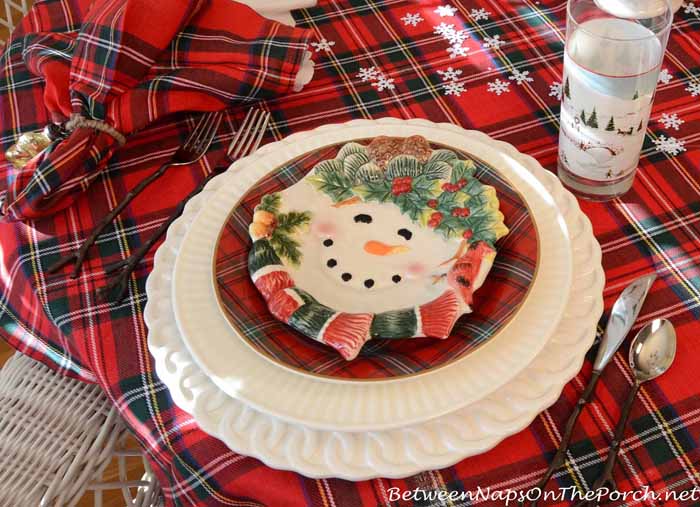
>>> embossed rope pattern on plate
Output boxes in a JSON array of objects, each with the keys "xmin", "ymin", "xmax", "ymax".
[{"xmin": 214, "ymin": 140, "xmax": 537, "ymax": 379}]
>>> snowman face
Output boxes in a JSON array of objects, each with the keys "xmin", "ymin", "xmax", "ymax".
[
  {"xmin": 277, "ymin": 185, "xmax": 460, "ymax": 314},
  {"xmin": 309, "ymin": 199, "xmax": 453, "ymax": 292}
]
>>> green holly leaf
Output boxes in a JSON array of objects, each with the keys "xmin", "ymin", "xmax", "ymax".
[
  {"xmin": 464, "ymin": 213, "xmax": 498, "ymax": 244},
  {"xmin": 437, "ymin": 190, "xmax": 459, "ymax": 209},
  {"xmin": 356, "ymin": 179, "xmax": 392, "ymax": 203},
  {"xmin": 395, "ymin": 193, "xmax": 425, "ymax": 220},
  {"xmin": 307, "ymin": 171, "xmax": 354, "ymax": 203},
  {"xmin": 450, "ymin": 159, "xmax": 476, "ymax": 184},
  {"xmin": 436, "ymin": 215, "xmax": 463, "ymax": 239},
  {"xmin": 412, "ymin": 174, "xmax": 441, "ymax": 194}
]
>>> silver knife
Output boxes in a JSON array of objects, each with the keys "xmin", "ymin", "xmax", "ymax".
[
  {"xmin": 593, "ymin": 273, "xmax": 657, "ymax": 371},
  {"xmin": 524, "ymin": 273, "xmax": 656, "ymax": 507}
]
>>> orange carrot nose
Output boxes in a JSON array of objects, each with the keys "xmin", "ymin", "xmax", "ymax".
[{"xmin": 364, "ymin": 240, "xmax": 410, "ymax": 256}]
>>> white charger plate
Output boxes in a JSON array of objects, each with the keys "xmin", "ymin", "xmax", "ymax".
[
  {"xmin": 145, "ymin": 131, "xmax": 604, "ymax": 479},
  {"xmin": 170, "ymin": 119, "xmax": 574, "ymax": 432}
]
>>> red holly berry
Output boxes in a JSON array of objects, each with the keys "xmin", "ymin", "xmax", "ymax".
[
  {"xmin": 452, "ymin": 207, "xmax": 471, "ymax": 217},
  {"xmin": 457, "ymin": 178, "xmax": 467, "ymax": 189},
  {"xmin": 463, "ymin": 229, "xmax": 473, "ymax": 240},
  {"xmin": 427, "ymin": 199, "xmax": 438, "ymax": 209},
  {"xmin": 391, "ymin": 176, "xmax": 413, "ymax": 196},
  {"xmin": 441, "ymin": 182, "xmax": 456, "ymax": 193},
  {"xmin": 428, "ymin": 211, "xmax": 443, "ymax": 228}
]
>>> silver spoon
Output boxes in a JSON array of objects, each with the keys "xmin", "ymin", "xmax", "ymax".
[
  {"xmin": 575, "ymin": 318, "xmax": 677, "ymax": 507},
  {"xmin": 524, "ymin": 274, "xmax": 655, "ymax": 507}
]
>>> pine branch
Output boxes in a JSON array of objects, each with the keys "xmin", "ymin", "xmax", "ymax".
[
  {"xmin": 276, "ymin": 211, "xmax": 311, "ymax": 234},
  {"xmin": 270, "ymin": 231, "xmax": 303, "ymax": 265},
  {"xmin": 258, "ymin": 193, "xmax": 281, "ymax": 213}
]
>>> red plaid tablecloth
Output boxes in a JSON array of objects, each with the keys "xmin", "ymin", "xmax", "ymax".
[{"xmin": 1, "ymin": 1, "xmax": 700, "ymax": 506}]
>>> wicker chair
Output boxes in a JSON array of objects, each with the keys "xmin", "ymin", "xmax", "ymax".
[{"xmin": 0, "ymin": 352, "xmax": 163, "ymax": 506}]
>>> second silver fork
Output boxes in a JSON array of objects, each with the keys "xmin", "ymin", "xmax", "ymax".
[{"xmin": 101, "ymin": 109, "xmax": 271, "ymax": 303}]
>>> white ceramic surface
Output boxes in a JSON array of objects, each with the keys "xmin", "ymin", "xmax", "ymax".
[
  {"xmin": 145, "ymin": 135, "xmax": 604, "ymax": 479},
  {"xmin": 171, "ymin": 120, "xmax": 574, "ymax": 432}
]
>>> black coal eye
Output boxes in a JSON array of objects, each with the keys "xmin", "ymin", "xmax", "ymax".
[
  {"xmin": 397, "ymin": 228, "xmax": 412, "ymax": 241},
  {"xmin": 364, "ymin": 279, "xmax": 374, "ymax": 288},
  {"xmin": 354, "ymin": 214, "xmax": 372, "ymax": 224},
  {"xmin": 326, "ymin": 259, "xmax": 337, "ymax": 268},
  {"xmin": 392, "ymin": 274, "xmax": 402, "ymax": 283},
  {"xmin": 341, "ymin": 273, "xmax": 352, "ymax": 282},
  {"xmin": 323, "ymin": 238, "xmax": 333, "ymax": 247}
]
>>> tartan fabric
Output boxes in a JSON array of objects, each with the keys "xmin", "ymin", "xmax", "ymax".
[
  {"xmin": 214, "ymin": 142, "xmax": 536, "ymax": 379},
  {"xmin": 0, "ymin": 0, "xmax": 699, "ymax": 506},
  {"xmin": 0, "ymin": 0, "xmax": 311, "ymax": 220}
]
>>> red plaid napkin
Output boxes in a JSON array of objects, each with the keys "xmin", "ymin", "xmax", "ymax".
[{"xmin": 0, "ymin": 0, "xmax": 311, "ymax": 221}]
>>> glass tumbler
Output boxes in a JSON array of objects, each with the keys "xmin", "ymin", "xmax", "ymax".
[{"xmin": 557, "ymin": 0, "xmax": 672, "ymax": 201}]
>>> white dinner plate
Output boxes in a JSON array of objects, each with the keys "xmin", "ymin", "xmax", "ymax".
[
  {"xmin": 170, "ymin": 119, "xmax": 575, "ymax": 432},
  {"xmin": 145, "ymin": 128, "xmax": 603, "ymax": 478}
]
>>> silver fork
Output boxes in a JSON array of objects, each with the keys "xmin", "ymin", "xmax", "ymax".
[
  {"xmin": 49, "ymin": 111, "xmax": 224, "ymax": 278},
  {"xmin": 100, "ymin": 108, "xmax": 271, "ymax": 303}
]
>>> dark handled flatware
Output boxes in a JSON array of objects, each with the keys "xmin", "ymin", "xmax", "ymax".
[
  {"xmin": 523, "ymin": 273, "xmax": 656, "ymax": 507},
  {"xmin": 99, "ymin": 108, "xmax": 271, "ymax": 303},
  {"xmin": 48, "ymin": 111, "xmax": 224, "ymax": 278},
  {"xmin": 573, "ymin": 318, "xmax": 676, "ymax": 507}
]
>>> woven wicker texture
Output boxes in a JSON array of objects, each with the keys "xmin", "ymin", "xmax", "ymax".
[
  {"xmin": 0, "ymin": 352, "xmax": 163, "ymax": 506},
  {"xmin": 0, "ymin": 0, "xmax": 27, "ymax": 41}
]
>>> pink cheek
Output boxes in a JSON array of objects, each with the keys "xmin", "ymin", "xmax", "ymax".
[
  {"xmin": 405, "ymin": 262, "xmax": 427, "ymax": 279},
  {"xmin": 312, "ymin": 221, "xmax": 337, "ymax": 237}
]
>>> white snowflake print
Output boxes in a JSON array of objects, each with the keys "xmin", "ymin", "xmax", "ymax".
[
  {"xmin": 443, "ymin": 81, "xmax": 466, "ymax": 96},
  {"xmin": 483, "ymin": 34, "xmax": 505, "ymax": 49},
  {"xmin": 487, "ymin": 78, "xmax": 510, "ymax": 95},
  {"xmin": 683, "ymin": 2, "xmax": 700, "ymax": 16},
  {"xmin": 549, "ymin": 81, "xmax": 563, "ymax": 100},
  {"xmin": 509, "ymin": 69, "xmax": 534, "ymax": 85},
  {"xmin": 658, "ymin": 113, "xmax": 685, "ymax": 131},
  {"xmin": 357, "ymin": 66, "xmax": 381, "ymax": 82},
  {"xmin": 311, "ymin": 38, "xmax": 335, "ymax": 52},
  {"xmin": 401, "ymin": 13, "xmax": 424, "ymax": 27},
  {"xmin": 433, "ymin": 22, "xmax": 456, "ymax": 37},
  {"xmin": 437, "ymin": 66, "xmax": 463, "ymax": 82},
  {"xmin": 653, "ymin": 135, "xmax": 686, "ymax": 156},
  {"xmin": 357, "ymin": 66, "xmax": 395, "ymax": 93},
  {"xmin": 447, "ymin": 44, "xmax": 470, "ymax": 59},
  {"xmin": 372, "ymin": 76, "xmax": 396, "ymax": 92},
  {"xmin": 469, "ymin": 8, "xmax": 491, "ymax": 22},
  {"xmin": 434, "ymin": 5, "xmax": 459, "ymax": 17},
  {"xmin": 685, "ymin": 80, "xmax": 700, "ymax": 97},
  {"xmin": 658, "ymin": 68, "xmax": 673, "ymax": 85},
  {"xmin": 445, "ymin": 28, "xmax": 469, "ymax": 46}
]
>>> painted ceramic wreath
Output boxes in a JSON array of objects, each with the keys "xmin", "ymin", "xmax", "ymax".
[{"xmin": 248, "ymin": 136, "xmax": 509, "ymax": 360}]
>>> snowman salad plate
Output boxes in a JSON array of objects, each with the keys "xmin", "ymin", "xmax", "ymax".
[
  {"xmin": 171, "ymin": 119, "xmax": 574, "ymax": 432},
  {"xmin": 246, "ymin": 135, "xmax": 509, "ymax": 362}
]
